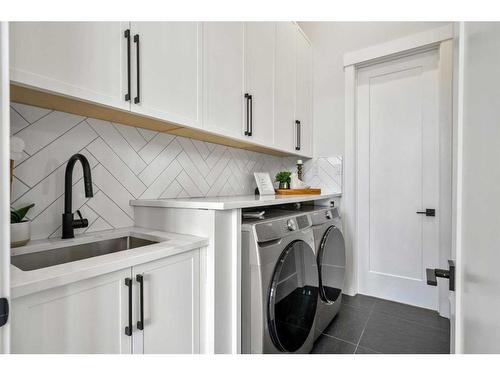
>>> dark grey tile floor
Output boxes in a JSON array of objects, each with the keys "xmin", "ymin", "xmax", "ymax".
[{"xmin": 312, "ymin": 294, "xmax": 450, "ymax": 354}]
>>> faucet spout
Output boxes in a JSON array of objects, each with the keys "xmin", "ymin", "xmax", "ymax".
[{"xmin": 62, "ymin": 154, "xmax": 93, "ymax": 239}]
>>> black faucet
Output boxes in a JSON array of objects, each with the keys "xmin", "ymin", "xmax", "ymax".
[{"xmin": 61, "ymin": 154, "xmax": 94, "ymax": 239}]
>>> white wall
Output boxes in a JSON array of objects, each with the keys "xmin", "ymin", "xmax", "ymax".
[{"xmin": 298, "ymin": 22, "xmax": 450, "ymax": 157}]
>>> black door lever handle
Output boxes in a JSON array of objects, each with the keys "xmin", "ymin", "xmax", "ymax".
[
  {"xmin": 426, "ymin": 260, "xmax": 455, "ymax": 291},
  {"xmin": 416, "ymin": 209, "xmax": 436, "ymax": 217}
]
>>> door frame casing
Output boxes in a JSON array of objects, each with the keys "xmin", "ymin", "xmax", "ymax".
[
  {"xmin": 0, "ymin": 21, "xmax": 10, "ymax": 354},
  {"xmin": 343, "ymin": 26, "xmax": 454, "ymax": 318}
]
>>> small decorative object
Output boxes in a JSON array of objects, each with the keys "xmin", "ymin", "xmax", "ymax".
[
  {"xmin": 296, "ymin": 159, "xmax": 303, "ymax": 181},
  {"xmin": 254, "ymin": 172, "xmax": 275, "ymax": 196},
  {"xmin": 290, "ymin": 173, "xmax": 310, "ymax": 189},
  {"xmin": 275, "ymin": 171, "xmax": 292, "ymax": 189},
  {"xmin": 11, "ymin": 203, "xmax": 35, "ymax": 248}
]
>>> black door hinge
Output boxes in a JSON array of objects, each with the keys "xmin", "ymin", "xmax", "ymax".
[{"xmin": 0, "ymin": 298, "xmax": 9, "ymax": 327}]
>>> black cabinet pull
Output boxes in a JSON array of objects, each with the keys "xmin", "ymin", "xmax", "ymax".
[
  {"xmin": 124, "ymin": 29, "xmax": 131, "ymax": 102},
  {"xmin": 124, "ymin": 277, "xmax": 132, "ymax": 336},
  {"xmin": 244, "ymin": 93, "xmax": 252, "ymax": 136},
  {"xmin": 248, "ymin": 94, "xmax": 253, "ymax": 136},
  {"xmin": 133, "ymin": 34, "xmax": 140, "ymax": 104},
  {"xmin": 295, "ymin": 120, "xmax": 301, "ymax": 151},
  {"xmin": 136, "ymin": 274, "xmax": 144, "ymax": 330}
]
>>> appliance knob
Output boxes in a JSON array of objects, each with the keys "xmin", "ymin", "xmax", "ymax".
[
  {"xmin": 287, "ymin": 219, "xmax": 297, "ymax": 231},
  {"xmin": 325, "ymin": 211, "xmax": 332, "ymax": 220}
]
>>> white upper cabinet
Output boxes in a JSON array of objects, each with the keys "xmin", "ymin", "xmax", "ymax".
[
  {"xmin": 295, "ymin": 28, "xmax": 313, "ymax": 157},
  {"xmin": 10, "ymin": 22, "xmax": 130, "ymax": 111},
  {"xmin": 244, "ymin": 22, "xmax": 275, "ymax": 145},
  {"xmin": 274, "ymin": 22, "xmax": 297, "ymax": 152},
  {"xmin": 129, "ymin": 22, "xmax": 202, "ymax": 128},
  {"xmin": 202, "ymin": 22, "xmax": 245, "ymax": 139},
  {"xmin": 10, "ymin": 22, "xmax": 313, "ymax": 157}
]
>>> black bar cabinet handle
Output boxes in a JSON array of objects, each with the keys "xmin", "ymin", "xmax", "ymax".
[
  {"xmin": 248, "ymin": 94, "xmax": 253, "ymax": 136},
  {"xmin": 244, "ymin": 93, "xmax": 250, "ymax": 135},
  {"xmin": 295, "ymin": 120, "xmax": 301, "ymax": 151},
  {"xmin": 124, "ymin": 277, "xmax": 132, "ymax": 336},
  {"xmin": 136, "ymin": 274, "xmax": 144, "ymax": 330},
  {"xmin": 134, "ymin": 34, "xmax": 140, "ymax": 104},
  {"xmin": 124, "ymin": 29, "xmax": 131, "ymax": 101}
]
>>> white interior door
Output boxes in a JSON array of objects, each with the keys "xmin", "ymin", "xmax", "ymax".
[
  {"xmin": 457, "ymin": 22, "xmax": 500, "ymax": 353},
  {"xmin": 357, "ymin": 49, "xmax": 451, "ymax": 311},
  {"xmin": 0, "ymin": 22, "xmax": 10, "ymax": 354}
]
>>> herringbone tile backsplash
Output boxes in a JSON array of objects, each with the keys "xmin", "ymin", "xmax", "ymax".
[{"xmin": 10, "ymin": 102, "xmax": 342, "ymax": 240}]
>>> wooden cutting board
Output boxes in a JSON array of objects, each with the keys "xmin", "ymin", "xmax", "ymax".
[{"xmin": 275, "ymin": 188, "xmax": 321, "ymax": 195}]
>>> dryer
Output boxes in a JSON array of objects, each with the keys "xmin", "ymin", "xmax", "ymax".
[
  {"xmin": 241, "ymin": 211, "xmax": 319, "ymax": 353},
  {"xmin": 309, "ymin": 206, "xmax": 346, "ymax": 339},
  {"xmin": 277, "ymin": 205, "xmax": 346, "ymax": 339}
]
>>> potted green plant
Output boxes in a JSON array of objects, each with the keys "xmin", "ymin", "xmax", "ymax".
[
  {"xmin": 275, "ymin": 171, "xmax": 292, "ymax": 189},
  {"xmin": 11, "ymin": 203, "xmax": 35, "ymax": 248}
]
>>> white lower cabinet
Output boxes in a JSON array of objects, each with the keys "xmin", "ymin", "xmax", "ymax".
[
  {"xmin": 132, "ymin": 250, "xmax": 200, "ymax": 354},
  {"xmin": 12, "ymin": 249, "xmax": 201, "ymax": 354},
  {"xmin": 12, "ymin": 268, "xmax": 132, "ymax": 354}
]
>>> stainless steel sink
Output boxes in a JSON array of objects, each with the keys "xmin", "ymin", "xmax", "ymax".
[{"xmin": 11, "ymin": 236, "xmax": 159, "ymax": 271}]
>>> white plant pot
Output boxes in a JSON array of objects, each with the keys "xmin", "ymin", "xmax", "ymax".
[{"xmin": 11, "ymin": 221, "xmax": 31, "ymax": 248}]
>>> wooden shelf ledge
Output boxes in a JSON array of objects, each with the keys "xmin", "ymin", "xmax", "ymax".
[{"xmin": 10, "ymin": 84, "xmax": 292, "ymax": 157}]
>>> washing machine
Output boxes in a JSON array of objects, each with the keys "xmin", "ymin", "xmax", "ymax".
[
  {"xmin": 241, "ymin": 210, "xmax": 319, "ymax": 354},
  {"xmin": 278, "ymin": 205, "xmax": 346, "ymax": 339}
]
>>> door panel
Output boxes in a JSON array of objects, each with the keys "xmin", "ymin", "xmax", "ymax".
[
  {"xmin": 274, "ymin": 22, "xmax": 296, "ymax": 151},
  {"xmin": 245, "ymin": 22, "xmax": 275, "ymax": 144},
  {"xmin": 357, "ymin": 50, "xmax": 442, "ymax": 309},
  {"xmin": 459, "ymin": 22, "xmax": 500, "ymax": 353},
  {"xmin": 133, "ymin": 250, "xmax": 200, "ymax": 354},
  {"xmin": 11, "ymin": 269, "xmax": 132, "ymax": 353},
  {"xmin": 130, "ymin": 22, "xmax": 202, "ymax": 128},
  {"xmin": 295, "ymin": 29, "xmax": 313, "ymax": 157},
  {"xmin": 203, "ymin": 22, "xmax": 245, "ymax": 139},
  {"xmin": 9, "ymin": 22, "xmax": 130, "ymax": 111}
]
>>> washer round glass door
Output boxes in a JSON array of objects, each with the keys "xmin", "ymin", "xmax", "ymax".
[
  {"xmin": 268, "ymin": 239, "xmax": 318, "ymax": 352},
  {"xmin": 318, "ymin": 226, "xmax": 346, "ymax": 304}
]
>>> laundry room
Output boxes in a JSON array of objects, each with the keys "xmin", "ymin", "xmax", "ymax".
[{"xmin": 1, "ymin": 1, "xmax": 500, "ymax": 374}]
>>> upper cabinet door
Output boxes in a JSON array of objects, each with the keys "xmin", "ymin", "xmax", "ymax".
[
  {"xmin": 9, "ymin": 22, "xmax": 130, "ymax": 111},
  {"xmin": 203, "ymin": 22, "xmax": 245, "ymax": 139},
  {"xmin": 295, "ymin": 28, "xmax": 313, "ymax": 157},
  {"xmin": 274, "ymin": 22, "xmax": 297, "ymax": 152},
  {"xmin": 129, "ymin": 22, "xmax": 202, "ymax": 128},
  {"xmin": 244, "ymin": 22, "xmax": 275, "ymax": 145}
]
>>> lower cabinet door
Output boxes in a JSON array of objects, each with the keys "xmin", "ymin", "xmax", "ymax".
[
  {"xmin": 132, "ymin": 250, "xmax": 200, "ymax": 354},
  {"xmin": 11, "ymin": 269, "xmax": 132, "ymax": 354}
]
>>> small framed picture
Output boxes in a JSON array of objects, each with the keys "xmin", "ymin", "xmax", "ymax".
[{"xmin": 254, "ymin": 172, "xmax": 275, "ymax": 196}]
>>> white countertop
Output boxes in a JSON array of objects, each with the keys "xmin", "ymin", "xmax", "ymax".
[
  {"xmin": 130, "ymin": 192, "xmax": 341, "ymax": 210},
  {"xmin": 10, "ymin": 227, "xmax": 208, "ymax": 298}
]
